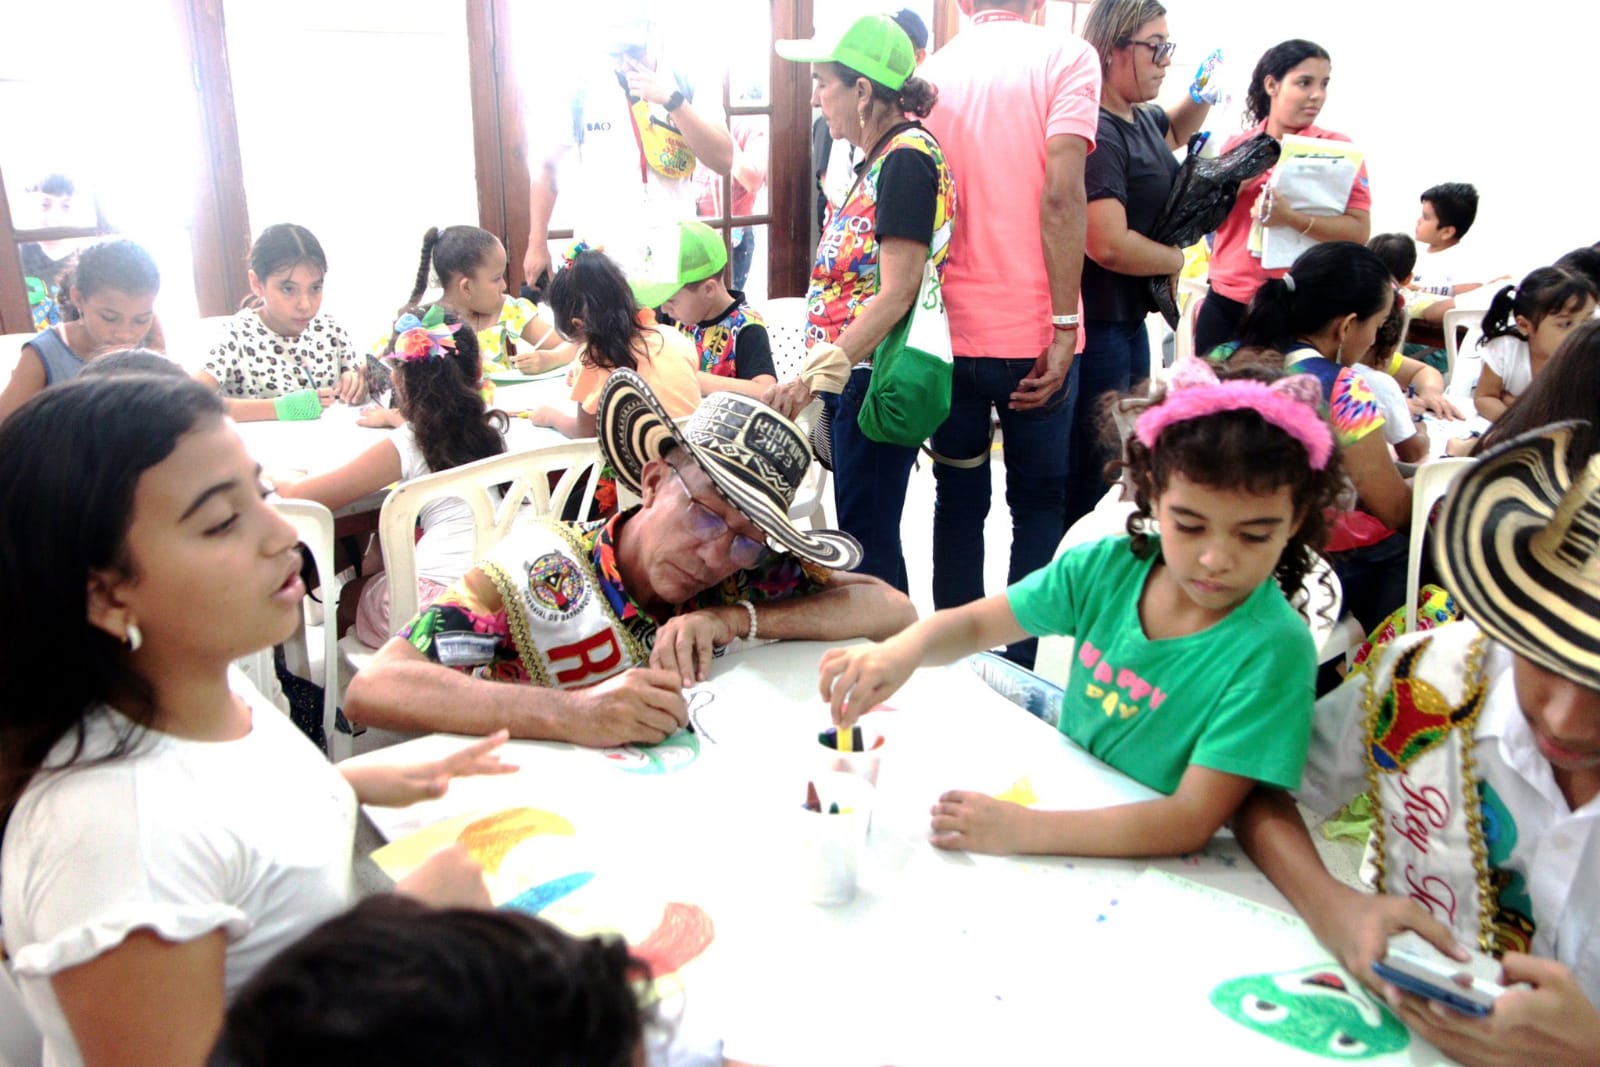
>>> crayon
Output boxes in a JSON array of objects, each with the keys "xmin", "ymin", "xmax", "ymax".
[
  {"xmin": 805, "ymin": 780, "xmax": 821, "ymax": 813},
  {"xmin": 828, "ymin": 802, "xmax": 840, "ymax": 815}
]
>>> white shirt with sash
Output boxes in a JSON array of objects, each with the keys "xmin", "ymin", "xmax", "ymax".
[{"xmin": 1298, "ymin": 621, "xmax": 1600, "ymax": 1005}]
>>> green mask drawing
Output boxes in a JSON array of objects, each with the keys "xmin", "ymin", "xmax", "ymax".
[
  {"xmin": 601, "ymin": 730, "xmax": 700, "ymax": 774},
  {"xmin": 1211, "ymin": 965, "xmax": 1410, "ymax": 1059}
]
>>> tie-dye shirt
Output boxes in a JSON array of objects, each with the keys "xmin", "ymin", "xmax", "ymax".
[
  {"xmin": 1280, "ymin": 346, "xmax": 1384, "ymax": 446},
  {"xmin": 805, "ymin": 124, "xmax": 956, "ymax": 348}
]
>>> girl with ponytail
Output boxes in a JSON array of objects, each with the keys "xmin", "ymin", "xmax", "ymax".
[
  {"xmin": 1221, "ymin": 241, "xmax": 1410, "ymax": 632},
  {"xmin": 275, "ymin": 305, "xmax": 508, "ymax": 643},
  {"xmin": 406, "ymin": 225, "xmax": 572, "ymax": 377},
  {"xmin": 1473, "ymin": 266, "xmax": 1597, "ymax": 422},
  {"xmin": 1193, "ymin": 39, "xmax": 1373, "ymax": 355}
]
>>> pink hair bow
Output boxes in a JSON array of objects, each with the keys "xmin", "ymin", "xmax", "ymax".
[{"xmin": 1134, "ymin": 357, "xmax": 1334, "ymax": 470}]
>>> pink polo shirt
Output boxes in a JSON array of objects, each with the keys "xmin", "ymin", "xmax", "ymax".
[
  {"xmin": 1208, "ymin": 120, "xmax": 1372, "ymax": 304},
  {"xmin": 920, "ymin": 14, "xmax": 1100, "ymax": 359}
]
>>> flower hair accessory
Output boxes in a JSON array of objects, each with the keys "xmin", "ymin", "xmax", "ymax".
[
  {"xmin": 1134, "ymin": 357, "xmax": 1334, "ymax": 470},
  {"xmin": 391, "ymin": 304, "xmax": 457, "ymax": 362},
  {"xmin": 562, "ymin": 240, "xmax": 602, "ymax": 269}
]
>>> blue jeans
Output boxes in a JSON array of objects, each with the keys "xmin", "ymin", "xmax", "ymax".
[
  {"xmin": 1063, "ymin": 319, "xmax": 1149, "ymax": 528},
  {"xmin": 930, "ymin": 355, "xmax": 1076, "ymax": 667},
  {"xmin": 824, "ymin": 369, "xmax": 920, "ymax": 592}
]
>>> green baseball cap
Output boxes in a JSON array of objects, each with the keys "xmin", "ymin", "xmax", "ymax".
[
  {"xmin": 775, "ymin": 14, "xmax": 915, "ymax": 92},
  {"xmin": 627, "ymin": 221, "xmax": 729, "ymax": 309}
]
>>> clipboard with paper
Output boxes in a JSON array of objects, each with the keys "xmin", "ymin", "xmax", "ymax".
[{"xmin": 1253, "ymin": 135, "xmax": 1365, "ymax": 270}]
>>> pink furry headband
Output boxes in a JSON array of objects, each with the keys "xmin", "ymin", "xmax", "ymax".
[{"xmin": 1134, "ymin": 357, "xmax": 1334, "ymax": 470}]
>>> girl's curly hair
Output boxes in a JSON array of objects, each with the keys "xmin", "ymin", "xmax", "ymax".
[{"xmin": 1108, "ymin": 351, "xmax": 1345, "ymax": 623}]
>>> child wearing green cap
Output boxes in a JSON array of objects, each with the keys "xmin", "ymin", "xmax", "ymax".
[{"xmin": 637, "ymin": 221, "xmax": 777, "ymax": 400}]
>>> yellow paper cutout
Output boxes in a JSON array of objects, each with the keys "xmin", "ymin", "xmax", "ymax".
[{"xmin": 995, "ymin": 776, "xmax": 1038, "ymax": 807}]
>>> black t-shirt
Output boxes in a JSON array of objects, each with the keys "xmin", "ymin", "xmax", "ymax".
[
  {"xmin": 1082, "ymin": 104, "xmax": 1180, "ymax": 323},
  {"xmin": 873, "ymin": 146, "xmax": 939, "ymax": 247}
]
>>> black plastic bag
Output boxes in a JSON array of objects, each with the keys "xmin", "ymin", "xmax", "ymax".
[{"xmin": 1148, "ymin": 132, "xmax": 1281, "ymax": 326}]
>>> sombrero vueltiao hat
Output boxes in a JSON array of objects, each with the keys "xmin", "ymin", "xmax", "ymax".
[
  {"xmin": 1434, "ymin": 421, "xmax": 1600, "ymax": 690},
  {"xmin": 597, "ymin": 369, "xmax": 863, "ymax": 570}
]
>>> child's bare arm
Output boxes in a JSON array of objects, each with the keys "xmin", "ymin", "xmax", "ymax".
[
  {"xmin": 1233, "ymin": 786, "xmax": 1464, "ymax": 992},
  {"xmin": 820, "ymin": 593, "xmax": 1025, "ymax": 725},
  {"xmin": 696, "ymin": 371, "xmax": 778, "ymax": 398},
  {"xmin": 931, "ymin": 765, "xmax": 1256, "ymax": 857},
  {"xmin": 1474, "ymin": 364, "xmax": 1511, "ymax": 421}
]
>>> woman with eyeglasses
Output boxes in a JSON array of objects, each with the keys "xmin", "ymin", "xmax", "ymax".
[
  {"xmin": 1064, "ymin": 0, "xmax": 1213, "ymax": 527},
  {"xmin": 1192, "ymin": 39, "xmax": 1372, "ymax": 356}
]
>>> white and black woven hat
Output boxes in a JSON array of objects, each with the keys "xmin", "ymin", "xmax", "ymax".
[
  {"xmin": 1434, "ymin": 421, "xmax": 1600, "ymax": 690},
  {"xmin": 597, "ymin": 369, "xmax": 863, "ymax": 570}
]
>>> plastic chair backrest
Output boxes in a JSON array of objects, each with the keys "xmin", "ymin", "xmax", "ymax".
[
  {"xmin": 272, "ymin": 498, "xmax": 349, "ymax": 759},
  {"xmin": 1442, "ymin": 307, "xmax": 1482, "ymax": 393},
  {"xmin": 762, "ymin": 297, "xmax": 810, "ymax": 380},
  {"xmin": 377, "ymin": 439, "xmax": 605, "ymax": 633},
  {"xmin": 0, "ymin": 956, "xmax": 42, "ymax": 1067},
  {"xmin": 1405, "ymin": 457, "xmax": 1474, "ymax": 634}
]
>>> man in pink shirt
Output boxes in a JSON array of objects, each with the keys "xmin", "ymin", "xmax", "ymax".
[{"xmin": 919, "ymin": 0, "xmax": 1100, "ymax": 666}]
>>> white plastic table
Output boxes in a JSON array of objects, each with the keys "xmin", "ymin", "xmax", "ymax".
[
  {"xmin": 235, "ymin": 376, "xmax": 573, "ymax": 514},
  {"xmin": 344, "ymin": 641, "xmax": 1450, "ymax": 1065}
]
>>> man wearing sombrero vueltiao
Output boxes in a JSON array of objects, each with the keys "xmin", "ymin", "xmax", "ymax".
[
  {"xmin": 347, "ymin": 370, "xmax": 915, "ymax": 747},
  {"xmin": 1235, "ymin": 422, "xmax": 1600, "ymax": 1065}
]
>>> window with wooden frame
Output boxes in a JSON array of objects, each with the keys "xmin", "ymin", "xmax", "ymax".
[
  {"xmin": 0, "ymin": 0, "xmax": 248, "ymax": 337},
  {"xmin": 468, "ymin": 0, "xmax": 817, "ymax": 301}
]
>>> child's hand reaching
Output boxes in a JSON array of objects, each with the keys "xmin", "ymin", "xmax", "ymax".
[
  {"xmin": 818, "ymin": 641, "xmax": 919, "ymax": 726},
  {"xmin": 336, "ymin": 368, "xmax": 367, "ymax": 404},
  {"xmin": 340, "ymin": 730, "xmax": 517, "ymax": 808},
  {"xmin": 393, "ymin": 843, "xmax": 492, "ymax": 909},
  {"xmin": 356, "ymin": 405, "xmax": 403, "ymax": 429},
  {"xmin": 929, "ymin": 791, "xmax": 1034, "ymax": 854}
]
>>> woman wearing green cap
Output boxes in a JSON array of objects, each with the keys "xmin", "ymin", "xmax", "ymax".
[{"xmin": 772, "ymin": 14, "xmax": 956, "ymax": 592}]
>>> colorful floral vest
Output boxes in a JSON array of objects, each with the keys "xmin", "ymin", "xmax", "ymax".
[
  {"xmin": 683, "ymin": 298, "xmax": 766, "ymax": 378},
  {"xmin": 805, "ymin": 124, "xmax": 955, "ymax": 348}
]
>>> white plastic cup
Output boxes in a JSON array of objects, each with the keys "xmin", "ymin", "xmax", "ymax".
[
  {"xmin": 817, "ymin": 725, "xmax": 884, "ymax": 785},
  {"xmin": 796, "ymin": 771, "xmax": 876, "ymax": 905}
]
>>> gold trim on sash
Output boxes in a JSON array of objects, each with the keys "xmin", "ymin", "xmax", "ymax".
[
  {"xmin": 483, "ymin": 519, "xmax": 649, "ymax": 688},
  {"xmin": 1362, "ymin": 632, "xmax": 1497, "ymax": 952}
]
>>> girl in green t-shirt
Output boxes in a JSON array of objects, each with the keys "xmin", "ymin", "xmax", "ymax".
[{"xmin": 818, "ymin": 357, "xmax": 1344, "ymax": 858}]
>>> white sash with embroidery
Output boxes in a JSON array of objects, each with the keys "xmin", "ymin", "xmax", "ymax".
[
  {"xmin": 1363, "ymin": 625, "xmax": 1497, "ymax": 952},
  {"xmin": 479, "ymin": 520, "xmax": 647, "ymax": 690}
]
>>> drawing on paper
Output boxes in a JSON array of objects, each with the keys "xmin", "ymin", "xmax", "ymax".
[
  {"xmin": 601, "ymin": 730, "xmax": 700, "ymax": 774},
  {"xmin": 1210, "ymin": 966, "xmax": 1410, "ymax": 1059},
  {"xmin": 685, "ymin": 688, "xmax": 717, "ymax": 742},
  {"xmin": 633, "ymin": 902, "xmax": 715, "ymax": 977},
  {"xmin": 457, "ymin": 807, "xmax": 576, "ymax": 875},
  {"xmin": 505, "ymin": 871, "xmax": 597, "ymax": 916}
]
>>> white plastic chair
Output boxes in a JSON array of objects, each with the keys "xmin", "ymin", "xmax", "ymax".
[
  {"xmin": 0, "ymin": 956, "xmax": 42, "ymax": 1067},
  {"xmin": 759, "ymin": 296, "xmax": 832, "ymax": 529},
  {"xmin": 336, "ymin": 439, "xmax": 607, "ymax": 701},
  {"xmin": 1442, "ymin": 306, "xmax": 1483, "ymax": 395},
  {"xmin": 271, "ymin": 498, "xmax": 350, "ymax": 759},
  {"xmin": 1404, "ymin": 457, "xmax": 1474, "ymax": 634},
  {"xmin": 761, "ymin": 297, "xmax": 810, "ymax": 380},
  {"xmin": 1172, "ymin": 275, "xmax": 1208, "ymax": 367}
]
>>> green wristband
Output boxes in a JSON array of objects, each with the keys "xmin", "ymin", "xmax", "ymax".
[{"xmin": 274, "ymin": 389, "xmax": 323, "ymax": 421}]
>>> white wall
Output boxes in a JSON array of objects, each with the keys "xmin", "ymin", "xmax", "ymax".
[
  {"xmin": 1137, "ymin": 0, "xmax": 1596, "ymax": 279},
  {"xmin": 225, "ymin": 0, "xmax": 479, "ymax": 343}
]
